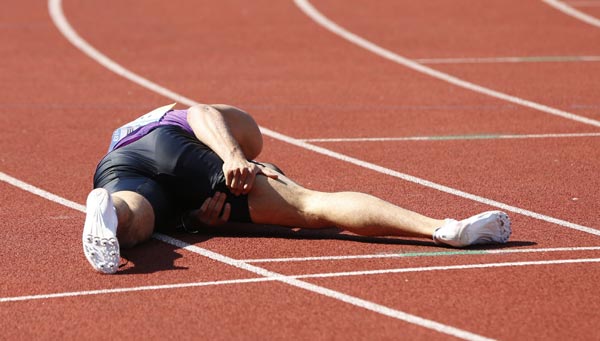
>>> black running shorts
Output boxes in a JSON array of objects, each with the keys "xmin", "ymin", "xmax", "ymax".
[{"xmin": 93, "ymin": 125, "xmax": 251, "ymax": 231}]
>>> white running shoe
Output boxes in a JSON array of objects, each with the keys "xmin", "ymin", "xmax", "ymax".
[
  {"xmin": 82, "ymin": 188, "xmax": 120, "ymax": 274},
  {"xmin": 433, "ymin": 211, "xmax": 511, "ymax": 248}
]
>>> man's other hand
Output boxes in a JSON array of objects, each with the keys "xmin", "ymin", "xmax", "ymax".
[{"xmin": 193, "ymin": 192, "xmax": 231, "ymax": 226}]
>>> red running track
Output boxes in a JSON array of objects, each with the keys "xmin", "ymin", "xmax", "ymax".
[{"xmin": 1, "ymin": 0, "xmax": 600, "ymax": 339}]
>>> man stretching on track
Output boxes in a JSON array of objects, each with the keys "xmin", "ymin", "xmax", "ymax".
[{"xmin": 83, "ymin": 103, "xmax": 512, "ymax": 274}]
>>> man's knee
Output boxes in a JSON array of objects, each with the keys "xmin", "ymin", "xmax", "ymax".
[
  {"xmin": 247, "ymin": 175, "xmax": 326, "ymax": 228},
  {"xmin": 111, "ymin": 191, "xmax": 155, "ymax": 248}
]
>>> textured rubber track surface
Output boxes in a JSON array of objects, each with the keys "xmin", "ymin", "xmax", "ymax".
[{"xmin": 1, "ymin": 0, "xmax": 599, "ymax": 339}]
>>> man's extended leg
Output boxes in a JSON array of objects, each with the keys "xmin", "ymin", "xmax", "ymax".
[
  {"xmin": 248, "ymin": 175, "xmax": 443, "ymax": 237},
  {"xmin": 82, "ymin": 189, "xmax": 154, "ymax": 274},
  {"xmin": 248, "ymin": 174, "xmax": 511, "ymax": 246}
]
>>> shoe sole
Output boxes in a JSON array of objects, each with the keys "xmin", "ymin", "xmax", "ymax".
[
  {"xmin": 82, "ymin": 188, "xmax": 120, "ymax": 274},
  {"xmin": 462, "ymin": 210, "xmax": 511, "ymax": 246}
]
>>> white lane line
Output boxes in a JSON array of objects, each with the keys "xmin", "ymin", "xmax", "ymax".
[
  {"xmin": 46, "ymin": 0, "xmax": 599, "ymax": 237},
  {"xmin": 0, "ymin": 277, "xmax": 272, "ymax": 303},
  {"xmin": 544, "ymin": 0, "xmax": 600, "ymax": 28},
  {"xmin": 4, "ymin": 254, "xmax": 600, "ymax": 304},
  {"xmin": 241, "ymin": 246, "xmax": 600, "ymax": 263},
  {"xmin": 0, "ymin": 172, "xmax": 86, "ymax": 212},
  {"xmin": 415, "ymin": 55, "xmax": 600, "ymax": 64},
  {"xmin": 302, "ymin": 132, "xmax": 600, "ymax": 143},
  {"xmin": 1, "ymin": 174, "xmax": 490, "ymax": 341},
  {"xmin": 293, "ymin": 0, "xmax": 600, "ymax": 128},
  {"xmin": 293, "ymin": 257, "xmax": 600, "ymax": 279}
]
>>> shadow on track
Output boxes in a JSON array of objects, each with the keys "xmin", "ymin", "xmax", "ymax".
[
  {"xmin": 117, "ymin": 222, "xmax": 535, "ymax": 274},
  {"xmin": 180, "ymin": 223, "xmax": 535, "ymax": 249},
  {"xmin": 117, "ymin": 235, "xmax": 210, "ymax": 275}
]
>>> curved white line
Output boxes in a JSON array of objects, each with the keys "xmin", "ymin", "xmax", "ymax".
[
  {"xmin": 48, "ymin": 2, "xmax": 195, "ymax": 105},
  {"xmin": 543, "ymin": 0, "xmax": 600, "ymax": 28},
  {"xmin": 46, "ymin": 0, "xmax": 599, "ymax": 236},
  {"xmin": 293, "ymin": 0, "xmax": 600, "ymax": 128}
]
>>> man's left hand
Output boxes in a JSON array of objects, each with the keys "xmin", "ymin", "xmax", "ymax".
[{"xmin": 223, "ymin": 158, "xmax": 278, "ymax": 196}]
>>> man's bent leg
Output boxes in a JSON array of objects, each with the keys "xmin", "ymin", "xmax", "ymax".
[
  {"xmin": 83, "ymin": 189, "xmax": 155, "ymax": 274},
  {"xmin": 248, "ymin": 175, "xmax": 445, "ymax": 238}
]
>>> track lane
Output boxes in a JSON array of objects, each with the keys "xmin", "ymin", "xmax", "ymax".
[
  {"xmin": 311, "ymin": 0, "xmax": 600, "ymax": 57},
  {"xmin": 307, "ymin": 0, "xmax": 600, "ymax": 123},
  {"xmin": 3, "ymin": 281, "xmax": 454, "ymax": 340},
  {"xmin": 61, "ymin": 0, "xmax": 600, "ymax": 139},
  {"xmin": 2, "ymin": 0, "xmax": 596, "ymax": 338},
  {"xmin": 433, "ymin": 60, "xmax": 600, "ymax": 120},
  {"xmin": 307, "ymin": 263, "xmax": 600, "ymax": 340}
]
